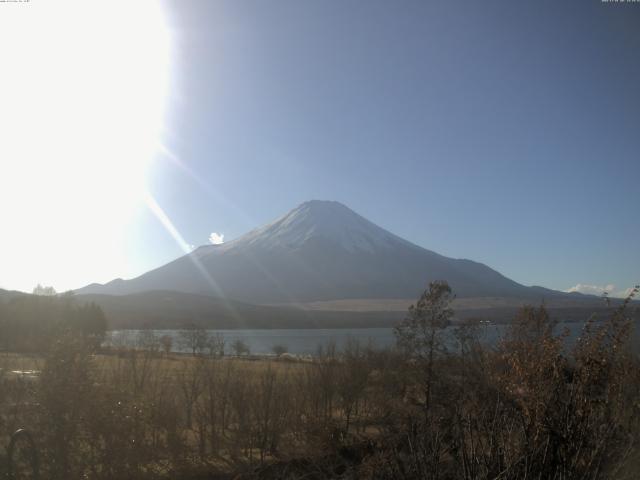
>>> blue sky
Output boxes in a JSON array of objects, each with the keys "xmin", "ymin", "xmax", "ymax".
[
  {"xmin": 128, "ymin": 0, "xmax": 639, "ymax": 296},
  {"xmin": 2, "ymin": 1, "xmax": 637, "ymax": 295}
]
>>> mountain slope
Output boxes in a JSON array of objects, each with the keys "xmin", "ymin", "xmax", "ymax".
[
  {"xmin": 77, "ymin": 290, "xmax": 624, "ymax": 330},
  {"xmin": 76, "ymin": 200, "xmax": 566, "ymax": 303},
  {"xmin": 76, "ymin": 290, "xmax": 408, "ymax": 329}
]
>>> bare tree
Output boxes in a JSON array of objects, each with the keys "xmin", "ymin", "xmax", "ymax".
[
  {"xmin": 271, "ymin": 344, "xmax": 288, "ymax": 356},
  {"xmin": 32, "ymin": 284, "xmax": 57, "ymax": 296},
  {"xmin": 137, "ymin": 330, "xmax": 159, "ymax": 353},
  {"xmin": 394, "ymin": 280, "xmax": 453, "ymax": 412},
  {"xmin": 179, "ymin": 326, "xmax": 210, "ymax": 356},
  {"xmin": 336, "ymin": 338, "xmax": 370, "ymax": 433},
  {"xmin": 159, "ymin": 334, "xmax": 173, "ymax": 356},
  {"xmin": 206, "ymin": 333, "xmax": 225, "ymax": 357},
  {"xmin": 231, "ymin": 339, "xmax": 250, "ymax": 356},
  {"xmin": 178, "ymin": 359, "xmax": 204, "ymax": 429}
]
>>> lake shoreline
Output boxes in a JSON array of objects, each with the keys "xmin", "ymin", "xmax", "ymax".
[{"xmin": 106, "ymin": 319, "xmax": 640, "ymax": 356}]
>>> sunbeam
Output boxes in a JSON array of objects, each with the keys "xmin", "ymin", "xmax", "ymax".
[
  {"xmin": 0, "ymin": 0, "xmax": 170, "ymax": 291},
  {"xmin": 144, "ymin": 192, "xmax": 243, "ymax": 322}
]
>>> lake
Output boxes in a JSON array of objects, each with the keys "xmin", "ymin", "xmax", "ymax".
[{"xmin": 107, "ymin": 321, "xmax": 639, "ymax": 356}]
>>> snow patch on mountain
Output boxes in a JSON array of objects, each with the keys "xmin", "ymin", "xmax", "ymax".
[{"xmin": 196, "ymin": 200, "xmax": 417, "ymax": 257}]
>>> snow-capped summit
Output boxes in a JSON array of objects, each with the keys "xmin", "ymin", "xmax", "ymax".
[
  {"xmin": 203, "ymin": 200, "xmax": 411, "ymax": 255},
  {"xmin": 76, "ymin": 200, "xmax": 563, "ymax": 303}
]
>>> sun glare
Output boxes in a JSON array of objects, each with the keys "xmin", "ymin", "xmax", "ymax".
[{"xmin": 0, "ymin": 0, "xmax": 170, "ymax": 292}]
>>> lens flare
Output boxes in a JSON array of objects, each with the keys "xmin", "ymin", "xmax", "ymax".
[{"xmin": 0, "ymin": 0, "xmax": 171, "ymax": 291}]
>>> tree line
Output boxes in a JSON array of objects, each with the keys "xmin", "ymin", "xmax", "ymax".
[{"xmin": 0, "ymin": 293, "xmax": 107, "ymax": 352}]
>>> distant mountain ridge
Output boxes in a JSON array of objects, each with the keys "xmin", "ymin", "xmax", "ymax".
[{"xmin": 76, "ymin": 200, "xmax": 572, "ymax": 303}]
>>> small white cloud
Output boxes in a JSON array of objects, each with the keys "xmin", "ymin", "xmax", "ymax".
[
  {"xmin": 566, "ymin": 283, "xmax": 634, "ymax": 298},
  {"xmin": 209, "ymin": 232, "xmax": 224, "ymax": 245}
]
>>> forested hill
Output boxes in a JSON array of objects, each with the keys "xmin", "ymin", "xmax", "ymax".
[{"xmin": 0, "ymin": 293, "xmax": 106, "ymax": 352}]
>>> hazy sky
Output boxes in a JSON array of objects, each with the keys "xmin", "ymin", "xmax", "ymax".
[{"xmin": 1, "ymin": 0, "xmax": 639, "ymax": 295}]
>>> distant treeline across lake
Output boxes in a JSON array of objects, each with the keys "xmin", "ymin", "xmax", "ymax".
[{"xmin": 107, "ymin": 321, "xmax": 640, "ymax": 356}]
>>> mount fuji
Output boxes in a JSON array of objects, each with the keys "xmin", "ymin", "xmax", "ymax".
[{"xmin": 76, "ymin": 200, "xmax": 567, "ymax": 304}]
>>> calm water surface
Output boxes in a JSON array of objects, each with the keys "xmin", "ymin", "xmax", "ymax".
[{"xmin": 108, "ymin": 322, "xmax": 639, "ymax": 356}]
